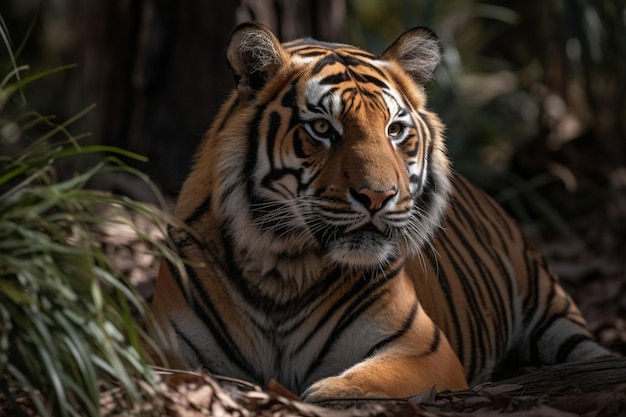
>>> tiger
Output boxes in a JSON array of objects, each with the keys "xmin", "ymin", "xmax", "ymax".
[{"xmin": 149, "ymin": 22, "xmax": 610, "ymax": 401}]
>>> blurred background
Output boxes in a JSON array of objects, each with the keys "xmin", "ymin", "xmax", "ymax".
[{"xmin": 1, "ymin": 0, "xmax": 625, "ymax": 354}]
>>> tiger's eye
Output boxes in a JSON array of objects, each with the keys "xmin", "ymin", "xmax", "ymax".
[
  {"xmin": 388, "ymin": 122, "xmax": 404, "ymax": 137},
  {"xmin": 312, "ymin": 119, "xmax": 330, "ymax": 135}
]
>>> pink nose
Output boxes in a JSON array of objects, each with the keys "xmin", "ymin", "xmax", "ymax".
[{"xmin": 354, "ymin": 187, "xmax": 398, "ymax": 210}]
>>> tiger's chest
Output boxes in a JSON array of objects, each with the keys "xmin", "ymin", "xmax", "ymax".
[{"xmin": 208, "ymin": 296, "xmax": 390, "ymax": 394}]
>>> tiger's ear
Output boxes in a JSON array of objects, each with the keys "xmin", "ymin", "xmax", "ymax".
[
  {"xmin": 382, "ymin": 27, "xmax": 442, "ymax": 85},
  {"xmin": 226, "ymin": 22, "xmax": 287, "ymax": 95}
]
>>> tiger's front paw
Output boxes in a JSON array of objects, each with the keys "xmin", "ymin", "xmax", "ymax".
[{"xmin": 302, "ymin": 376, "xmax": 386, "ymax": 403}]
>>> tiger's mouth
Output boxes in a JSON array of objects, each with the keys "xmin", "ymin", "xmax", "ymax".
[
  {"xmin": 349, "ymin": 222, "xmax": 385, "ymax": 235},
  {"xmin": 321, "ymin": 222, "xmax": 390, "ymax": 245},
  {"xmin": 320, "ymin": 223, "xmax": 400, "ymax": 268}
]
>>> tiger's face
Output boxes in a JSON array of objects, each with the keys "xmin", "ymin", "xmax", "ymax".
[{"xmin": 209, "ymin": 24, "xmax": 450, "ymax": 275}]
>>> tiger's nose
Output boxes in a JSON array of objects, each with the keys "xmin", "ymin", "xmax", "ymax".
[{"xmin": 350, "ymin": 186, "xmax": 398, "ymax": 211}]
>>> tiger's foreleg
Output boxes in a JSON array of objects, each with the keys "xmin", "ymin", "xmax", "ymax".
[
  {"xmin": 303, "ymin": 273, "xmax": 468, "ymax": 401},
  {"xmin": 302, "ymin": 340, "xmax": 467, "ymax": 401}
]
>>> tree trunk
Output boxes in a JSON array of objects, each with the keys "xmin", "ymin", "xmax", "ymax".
[
  {"xmin": 80, "ymin": 0, "xmax": 346, "ymax": 196},
  {"xmin": 81, "ymin": 0, "xmax": 239, "ymax": 194},
  {"xmin": 237, "ymin": 0, "xmax": 346, "ymax": 42}
]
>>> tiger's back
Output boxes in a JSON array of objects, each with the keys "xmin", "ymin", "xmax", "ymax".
[
  {"xmin": 149, "ymin": 22, "xmax": 610, "ymax": 400},
  {"xmin": 409, "ymin": 175, "xmax": 605, "ymax": 384}
]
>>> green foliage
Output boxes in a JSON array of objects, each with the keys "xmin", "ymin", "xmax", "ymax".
[{"xmin": 0, "ymin": 21, "xmax": 177, "ymax": 417}]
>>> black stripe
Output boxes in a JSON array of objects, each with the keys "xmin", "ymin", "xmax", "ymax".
[
  {"xmin": 448, "ymin": 190, "xmax": 512, "ymax": 353},
  {"xmin": 522, "ymin": 246, "xmax": 542, "ymax": 328},
  {"xmin": 165, "ymin": 252, "xmax": 260, "ymax": 381},
  {"xmin": 293, "ymin": 129, "xmax": 307, "ymax": 158},
  {"xmin": 319, "ymin": 72, "xmax": 351, "ymax": 85},
  {"xmin": 293, "ymin": 283, "xmax": 365, "ymax": 356},
  {"xmin": 440, "ymin": 212, "xmax": 509, "ymax": 378},
  {"xmin": 455, "ymin": 183, "xmax": 516, "ymax": 339},
  {"xmin": 296, "ymin": 50, "xmax": 328, "ymax": 58},
  {"xmin": 352, "ymin": 72, "xmax": 389, "ymax": 89},
  {"xmin": 404, "ymin": 133, "xmax": 420, "ymax": 157},
  {"xmin": 424, "ymin": 248, "xmax": 466, "ymax": 365},
  {"xmin": 311, "ymin": 54, "xmax": 341, "ymax": 75},
  {"xmin": 244, "ymin": 104, "xmax": 266, "ymax": 202},
  {"xmin": 303, "ymin": 264, "xmax": 403, "ymax": 379},
  {"xmin": 171, "ymin": 319, "xmax": 207, "ymax": 369},
  {"xmin": 217, "ymin": 96, "xmax": 240, "ymax": 133},
  {"xmin": 528, "ymin": 297, "xmax": 567, "ymax": 364},
  {"xmin": 338, "ymin": 53, "xmax": 371, "ymax": 68},
  {"xmin": 555, "ymin": 334, "xmax": 594, "ymax": 363},
  {"xmin": 429, "ymin": 326, "xmax": 442, "ymax": 353},
  {"xmin": 281, "ymin": 83, "xmax": 301, "ymax": 132},
  {"xmin": 345, "ymin": 55, "xmax": 387, "ymax": 78},
  {"xmin": 219, "ymin": 225, "xmax": 347, "ymax": 318},
  {"xmin": 365, "ymin": 301, "xmax": 419, "ymax": 357},
  {"xmin": 265, "ymin": 111, "xmax": 281, "ymax": 170},
  {"xmin": 453, "ymin": 179, "xmax": 492, "ymax": 243},
  {"xmin": 303, "ymin": 284, "xmax": 387, "ymax": 380},
  {"xmin": 287, "ymin": 45, "xmax": 373, "ymax": 58},
  {"xmin": 338, "ymin": 266, "xmax": 403, "ymax": 330},
  {"xmin": 437, "ymin": 237, "xmax": 485, "ymax": 380},
  {"xmin": 456, "ymin": 177, "xmax": 514, "ymax": 250},
  {"xmin": 183, "ymin": 194, "xmax": 213, "ymax": 226},
  {"xmin": 345, "ymin": 50, "xmax": 377, "ymax": 60},
  {"xmin": 413, "ymin": 115, "xmax": 433, "ymax": 175}
]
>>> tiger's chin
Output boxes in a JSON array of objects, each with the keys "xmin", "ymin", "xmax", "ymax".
[{"xmin": 325, "ymin": 232, "xmax": 400, "ymax": 269}]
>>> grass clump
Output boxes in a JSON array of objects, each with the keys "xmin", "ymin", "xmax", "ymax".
[{"xmin": 0, "ymin": 19, "xmax": 177, "ymax": 417}]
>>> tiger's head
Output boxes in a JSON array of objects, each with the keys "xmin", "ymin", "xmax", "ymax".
[{"xmin": 185, "ymin": 23, "xmax": 450, "ymax": 281}]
